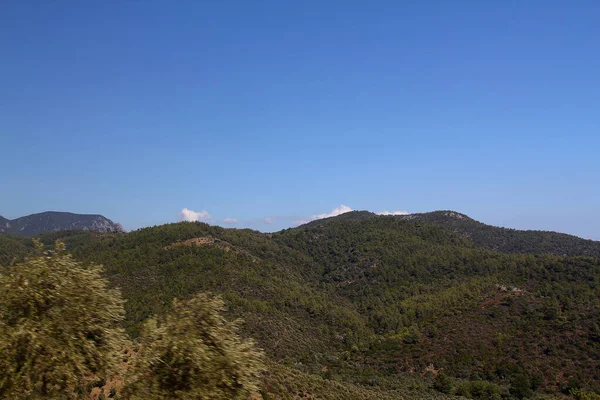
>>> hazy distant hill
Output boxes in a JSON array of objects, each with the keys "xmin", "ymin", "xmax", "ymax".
[{"xmin": 0, "ymin": 211, "xmax": 125, "ymax": 236}]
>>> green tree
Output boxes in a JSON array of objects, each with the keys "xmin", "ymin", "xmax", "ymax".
[
  {"xmin": 510, "ymin": 373, "xmax": 533, "ymax": 399},
  {"xmin": 433, "ymin": 372, "xmax": 454, "ymax": 394},
  {"xmin": 123, "ymin": 293, "xmax": 264, "ymax": 400},
  {"xmin": 0, "ymin": 243, "xmax": 128, "ymax": 399}
]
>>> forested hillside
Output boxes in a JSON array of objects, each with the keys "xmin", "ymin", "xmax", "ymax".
[{"xmin": 1, "ymin": 214, "xmax": 599, "ymax": 399}]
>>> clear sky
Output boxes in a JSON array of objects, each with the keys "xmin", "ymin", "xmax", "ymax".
[{"xmin": 1, "ymin": 1, "xmax": 599, "ymax": 239}]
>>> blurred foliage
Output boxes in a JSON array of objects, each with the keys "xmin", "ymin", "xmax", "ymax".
[
  {"xmin": 0, "ymin": 243, "xmax": 128, "ymax": 399},
  {"xmin": 572, "ymin": 389, "xmax": 600, "ymax": 400},
  {"xmin": 122, "ymin": 293, "xmax": 264, "ymax": 400}
]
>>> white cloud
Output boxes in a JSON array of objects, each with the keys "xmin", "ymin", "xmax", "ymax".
[
  {"xmin": 311, "ymin": 204, "xmax": 353, "ymax": 221},
  {"xmin": 287, "ymin": 206, "xmax": 406, "ymax": 227},
  {"xmin": 376, "ymin": 210, "xmax": 409, "ymax": 216},
  {"xmin": 177, "ymin": 204, "xmax": 407, "ymax": 230},
  {"xmin": 179, "ymin": 208, "xmax": 211, "ymax": 222},
  {"xmin": 286, "ymin": 205, "xmax": 353, "ymax": 227}
]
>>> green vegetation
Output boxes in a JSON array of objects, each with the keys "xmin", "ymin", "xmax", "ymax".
[
  {"xmin": 1, "ymin": 212, "xmax": 600, "ymax": 399},
  {"xmin": 572, "ymin": 389, "xmax": 600, "ymax": 400},
  {"xmin": 0, "ymin": 233, "xmax": 32, "ymax": 266},
  {"xmin": 274, "ymin": 217, "xmax": 600, "ymax": 397}
]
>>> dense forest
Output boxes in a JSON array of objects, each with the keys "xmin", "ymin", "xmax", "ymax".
[{"xmin": 1, "ymin": 212, "xmax": 599, "ymax": 399}]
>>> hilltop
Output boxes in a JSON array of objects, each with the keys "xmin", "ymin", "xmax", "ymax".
[{"xmin": 298, "ymin": 210, "xmax": 600, "ymax": 258}]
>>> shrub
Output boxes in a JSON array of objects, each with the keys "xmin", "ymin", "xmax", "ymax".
[
  {"xmin": 433, "ymin": 372, "xmax": 454, "ymax": 394},
  {"xmin": 0, "ymin": 243, "xmax": 128, "ymax": 398},
  {"xmin": 122, "ymin": 293, "xmax": 264, "ymax": 399}
]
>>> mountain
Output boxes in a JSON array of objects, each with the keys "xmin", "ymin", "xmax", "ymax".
[
  {"xmin": 0, "ymin": 216, "xmax": 9, "ymax": 231},
  {"xmin": 1, "ymin": 213, "xmax": 599, "ymax": 398},
  {"xmin": 0, "ymin": 211, "xmax": 125, "ymax": 236},
  {"xmin": 297, "ymin": 210, "xmax": 600, "ymax": 258}
]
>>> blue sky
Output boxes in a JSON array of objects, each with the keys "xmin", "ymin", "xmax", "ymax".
[{"xmin": 1, "ymin": 1, "xmax": 599, "ymax": 239}]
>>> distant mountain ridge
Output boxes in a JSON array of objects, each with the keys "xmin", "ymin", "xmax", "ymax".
[{"xmin": 0, "ymin": 211, "xmax": 125, "ymax": 236}]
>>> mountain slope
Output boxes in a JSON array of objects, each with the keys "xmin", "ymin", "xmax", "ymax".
[
  {"xmin": 274, "ymin": 216, "xmax": 600, "ymax": 396},
  {"xmin": 0, "ymin": 211, "xmax": 125, "ymax": 236}
]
